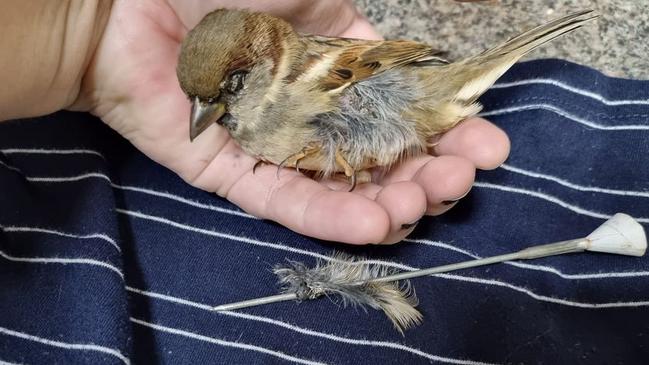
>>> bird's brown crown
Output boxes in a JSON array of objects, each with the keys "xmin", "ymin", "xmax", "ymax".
[{"xmin": 177, "ymin": 9, "xmax": 293, "ymax": 101}]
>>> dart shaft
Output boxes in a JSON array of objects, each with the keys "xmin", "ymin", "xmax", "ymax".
[
  {"xmin": 368, "ymin": 238, "xmax": 588, "ymax": 283},
  {"xmin": 368, "ymin": 252, "xmax": 521, "ymax": 283},
  {"xmin": 212, "ymin": 293, "xmax": 297, "ymax": 311},
  {"xmin": 516, "ymin": 238, "xmax": 589, "ymax": 259}
]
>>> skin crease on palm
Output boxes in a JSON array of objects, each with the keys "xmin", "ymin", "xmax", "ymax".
[{"xmin": 76, "ymin": 0, "xmax": 510, "ymax": 245}]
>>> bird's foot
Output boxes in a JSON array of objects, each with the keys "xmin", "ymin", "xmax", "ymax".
[
  {"xmin": 335, "ymin": 150, "xmax": 357, "ymax": 192},
  {"xmin": 277, "ymin": 146, "xmax": 320, "ymax": 179}
]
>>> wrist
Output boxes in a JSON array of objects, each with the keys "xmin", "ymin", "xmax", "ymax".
[{"xmin": 0, "ymin": 0, "xmax": 113, "ymax": 121}]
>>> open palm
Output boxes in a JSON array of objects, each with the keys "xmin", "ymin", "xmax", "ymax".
[{"xmin": 77, "ymin": 0, "xmax": 510, "ymax": 244}]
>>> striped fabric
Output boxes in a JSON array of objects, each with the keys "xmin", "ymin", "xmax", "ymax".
[{"xmin": 1, "ymin": 59, "xmax": 648, "ymax": 364}]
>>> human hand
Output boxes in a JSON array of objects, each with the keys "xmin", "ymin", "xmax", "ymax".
[{"xmin": 73, "ymin": 0, "xmax": 510, "ymax": 244}]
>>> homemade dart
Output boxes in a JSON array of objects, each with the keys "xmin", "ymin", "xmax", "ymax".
[{"xmin": 212, "ymin": 213, "xmax": 646, "ymax": 332}]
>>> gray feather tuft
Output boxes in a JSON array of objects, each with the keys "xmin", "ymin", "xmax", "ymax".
[
  {"xmin": 310, "ymin": 70, "xmax": 426, "ymax": 175},
  {"xmin": 274, "ymin": 253, "xmax": 422, "ymax": 334}
]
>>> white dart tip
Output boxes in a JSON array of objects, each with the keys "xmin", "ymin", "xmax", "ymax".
[{"xmin": 586, "ymin": 213, "xmax": 647, "ymax": 257}]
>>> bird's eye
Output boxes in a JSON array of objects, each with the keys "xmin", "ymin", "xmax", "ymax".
[{"xmin": 225, "ymin": 70, "xmax": 248, "ymax": 94}]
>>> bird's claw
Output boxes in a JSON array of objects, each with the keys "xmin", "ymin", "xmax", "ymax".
[
  {"xmin": 276, "ymin": 146, "xmax": 319, "ymax": 179},
  {"xmin": 335, "ymin": 150, "xmax": 357, "ymax": 192},
  {"xmin": 252, "ymin": 160, "xmax": 265, "ymax": 174}
]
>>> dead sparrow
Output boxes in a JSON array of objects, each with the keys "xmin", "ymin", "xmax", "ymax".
[{"xmin": 177, "ymin": 9, "xmax": 598, "ymax": 190}]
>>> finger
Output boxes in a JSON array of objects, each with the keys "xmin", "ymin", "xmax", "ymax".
[
  {"xmin": 433, "ymin": 117, "xmax": 510, "ymax": 170},
  {"xmin": 413, "ymin": 156, "xmax": 474, "ymax": 215},
  {"xmin": 225, "ymin": 166, "xmax": 391, "ymax": 244},
  {"xmin": 315, "ymin": 179, "xmax": 427, "ymax": 244},
  {"xmin": 373, "ymin": 182, "xmax": 427, "ymax": 244},
  {"xmin": 377, "ymin": 155, "xmax": 475, "ymax": 215}
]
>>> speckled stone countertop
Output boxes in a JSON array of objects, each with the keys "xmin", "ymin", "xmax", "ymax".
[{"xmin": 354, "ymin": 0, "xmax": 649, "ymax": 79}]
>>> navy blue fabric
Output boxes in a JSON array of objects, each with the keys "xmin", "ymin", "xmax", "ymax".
[{"xmin": 1, "ymin": 59, "xmax": 648, "ymax": 364}]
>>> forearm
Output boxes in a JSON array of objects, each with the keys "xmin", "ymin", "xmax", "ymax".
[{"xmin": 0, "ymin": 0, "xmax": 112, "ymax": 121}]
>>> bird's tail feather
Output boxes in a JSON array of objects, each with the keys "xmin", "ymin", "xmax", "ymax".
[
  {"xmin": 416, "ymin": 10, "xmax": 599, "ymax": 136},
  {"xmin": 475, "ymin": 9, "xmax": 599, "ymax": 63},
  {"xmin": 449, "ymin": 10, "xmax": 599, "ymax": 105}
]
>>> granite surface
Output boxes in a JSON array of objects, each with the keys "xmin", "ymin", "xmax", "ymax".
[{"xmin": 354, "ymin": 0, "xmax": 649, "ymax": 79}]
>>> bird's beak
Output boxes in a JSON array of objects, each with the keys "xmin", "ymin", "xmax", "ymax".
[{"xmin": 190, "ymin": 97, "xmax": 226, "ymax": 141}]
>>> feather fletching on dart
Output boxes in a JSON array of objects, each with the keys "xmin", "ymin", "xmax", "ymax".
[{"xmin": 274, "ymin": 253, "xmax": 422, "ymax": 334}]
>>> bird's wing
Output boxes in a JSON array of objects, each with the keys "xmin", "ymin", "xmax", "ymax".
[{"xmin": 299, "ymin": 35, "xmax": 448, "ymax": 91}]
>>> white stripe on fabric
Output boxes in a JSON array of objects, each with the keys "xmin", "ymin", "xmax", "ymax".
[
  {"xmin": 126, "ymin": 286, "xmax": 499, "ymax": 365},
  {"xmin": 0, "ymin": 359, "xmax": 24, "ymax": 365},
  {"xmin": 115, "ymin": 209, "xmax": 363, "ymax": 265},
  {"xmin": 22, "ymin": 171, "xmax": 254, "ymax": 219},
  {"xmin": 118, "ymin": 209, "xmax": 649, "ymax": 308},
  {"xmin": 492, "ymin": 79, "xmax": 649, "ymax": 106},
  {"xmin": 405, "ymin": 238, "xmax": 649, "ymax": 280},
  {"xmin": 434, "ymin": 273, "xmax": 649, "ymax": 308},
  {"xmin": 404, "ymin": 239, "xmax": 476, "ymax": 256},
  {"xmin": 0, "ymin": 250, "xmax": 124, "ymax": 280},
  {"xmin": 473, "ymin": 182, "xmax": 649, "ymax": 223},
  {"xmin": 0, "ymin": 325, "xmax": 129, "ymax": 365},
  {"xmin": 25, "ymin": 172, "xmax": 111, "ymax": 183},
  {"xmin": 129, "ymin": 317, "xmax": 328, "ymax": 365},
  {"xmin": 496, "ymin": 261, "xmax": 649, "ymax": 280},
  {"xmin": 111, "ymin": 183, "xmax": 255, "ymax": 219},
  {"xmin": 0, "ymin": 148, "xmax": 105, "ymax": 159},
  {"xmin": 0, "ymin": 159, "xmax": 21, "ymax": 173},
  {"xmin": 0, "ymin": 225, "xmax": 121, "ymax": 253},
  {"xmin": 478, "ymin": 104, "xmax": 649, "ymax": 130},
  {"xmin": 500, "ymin": 164, "xmax": 649, "ymax": 198}
]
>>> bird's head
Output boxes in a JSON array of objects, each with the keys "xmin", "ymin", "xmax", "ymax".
[{"xmin": 177, "ymin": 9, "xmax": 295, "ymax": 141}]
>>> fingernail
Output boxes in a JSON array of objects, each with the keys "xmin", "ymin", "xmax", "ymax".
[
  {"xmin": 401, "ymin": 220, "xmax": 420, "ymax": 230},
  {"xmin": 442, "ymin": 189, "xmax": 472, "ymax": 205}
]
